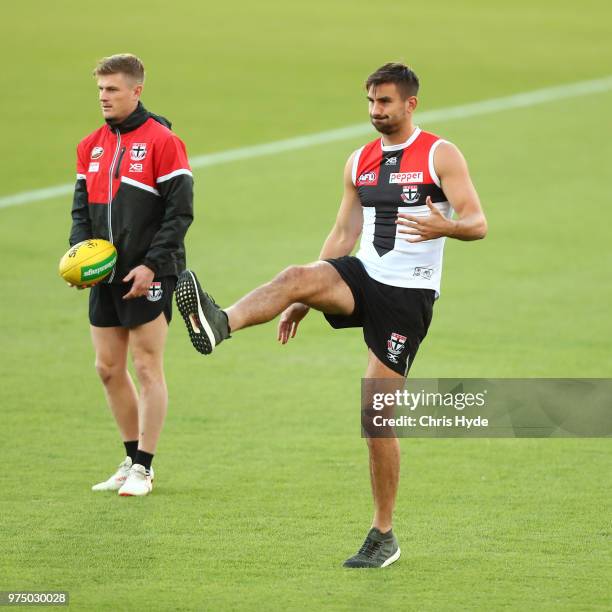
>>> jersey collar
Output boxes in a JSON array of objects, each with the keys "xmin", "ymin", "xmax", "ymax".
[
  {"xmin": 380, "ymin": 127, "xmax": 421, "ymax": 152},
  {"xmin": 105, "ymin": 102, "xmax": 173, "ymax": 134}
]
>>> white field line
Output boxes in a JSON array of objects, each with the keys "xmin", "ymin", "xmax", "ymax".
[{"xmin": 1, "ymin": 75, "xmax": 611, "ymax": 210}]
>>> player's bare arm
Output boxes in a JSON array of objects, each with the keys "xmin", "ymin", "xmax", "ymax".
[
  {"xmin": 318, "ymin": 151, "xmax": 364, "ymax": 259},
  {"xmin": 175, "ymin": 62, "xmax": 489, "ymax": 570},
  {"xmin": 277, "ymin": 152, "xmax": 363, "ymax": 343},
  {"xmin": 396, "ymin": 142, "xmax": 487, "ymax": 242}
]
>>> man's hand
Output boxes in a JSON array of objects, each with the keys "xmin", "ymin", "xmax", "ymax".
[
  {"xmin": 123, "ymin": 265, "xmax": 155, "ymax": 300},
  {"xmin": 66, "ymin": 282, "xmax": 97, "ymax": 290},
  {"xmin": 396, "ymin": 196, "xmax": 454, "ymax": 243},
  {"xmin": 277, "ymin": 303, "xmax": 311, "ymax": 344}
]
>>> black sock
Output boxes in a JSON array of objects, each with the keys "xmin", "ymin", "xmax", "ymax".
[
  {"xmin": 222, "ymin": 309, "xmax": 231, "ymax": 333},
  {"xmin": 134, "ymin": 449, "xmax": 154, "ymax": 471},
  {"xmin": 123, "ymin": 440, "xmax": 139, "ymax": 463}
]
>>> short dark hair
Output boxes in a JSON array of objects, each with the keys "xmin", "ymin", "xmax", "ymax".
[
  {"xmin": 94, "ymin": 53, "xmax": 145, "ymax": 84},
  {"xmin": 365, "ymin": 63, "xmax": 419, "ymax": 98}
]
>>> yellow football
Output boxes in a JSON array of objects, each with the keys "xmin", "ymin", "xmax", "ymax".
[{"xmin": 59, "ymin": 239, "xmax": 117, "ymax": 287}]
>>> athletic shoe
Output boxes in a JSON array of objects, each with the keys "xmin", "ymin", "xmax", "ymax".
[
  {"xmin": 342, "ymin": 527, "xmax": 401, "ymax": 568},
  {"xmin": 91, "ymin": 456, "xmax": 133, "ymax": 491},
  {"xmin": 118, "ymin": 464, "xmax": 153, "ymax": 497},
  {"xmin": 175, "ymin": 270, "xmax": 230, "ymax": 355}
]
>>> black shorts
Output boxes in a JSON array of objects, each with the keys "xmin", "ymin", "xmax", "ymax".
[
  {"xmin": 324, "ymin": 256, "xmax": 435, "ymax": 376},
  {"xmin": 89, "ymin": 277, "xmax": 176, "ymax": 328}
]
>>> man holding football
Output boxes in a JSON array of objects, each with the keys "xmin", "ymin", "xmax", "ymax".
[
  {"xmin": 176, "ymin": 63, "xmax": 486, "ymax": 566},
  {"xmin": 68, "ymin": 54, "xmax": 193, "ymax": 496}
]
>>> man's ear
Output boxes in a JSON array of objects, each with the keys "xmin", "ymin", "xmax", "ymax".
[{"xmin": 406, "ymin": 96, "xmax": 418, "ymax": 113}]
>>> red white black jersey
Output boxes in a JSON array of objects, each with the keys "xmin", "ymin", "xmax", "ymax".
[{"xmin": 352, "ymin": 127, "xmax": 452, "ymax": 295}]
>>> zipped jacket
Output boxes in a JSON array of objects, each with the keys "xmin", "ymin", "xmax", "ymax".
[{"xmin": 69, "ymin": 102, "xmax": 194, "ymax": 282}]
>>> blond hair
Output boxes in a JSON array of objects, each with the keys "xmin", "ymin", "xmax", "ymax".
[{"xmin": 94, "ymin": 53, "xmax": 145, "ymax": 84}]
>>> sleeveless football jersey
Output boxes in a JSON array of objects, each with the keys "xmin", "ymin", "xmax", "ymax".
[{"xmin": 353, "ymin": 127, "xmax": 452, "ymax": 296}]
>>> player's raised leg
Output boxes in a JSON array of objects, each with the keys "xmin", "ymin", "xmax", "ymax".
[
  {"xmin": 175, "ymin": 261, "xmax": 354, "ymax": 354},
  {"xmin": 90, "ymin": 325, "xmax": 139, "ymax": 491},
  {"xmin": 343, "ymin": 350, "xmax": 402, "ymax": 568},
  {"xmin": 227, "ymin": 261, "xmax": 355, "ymax": 329},
  {"xmin": 118, "ymin": 313, "xmax": 168, "ymax": 496}
]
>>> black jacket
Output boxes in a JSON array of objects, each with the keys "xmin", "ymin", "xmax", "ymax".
[{"xmin": 70, "ymin": 102, "xmax": 194, "ymax": 282}]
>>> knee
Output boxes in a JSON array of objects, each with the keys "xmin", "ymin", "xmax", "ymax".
[
  {"xmin": 95, "ymin": 360, "xmax": 124, "ymax": 385},
  {"xmin": 274, "ymin": 265, "xmax": 310, "ymax": 298},
  {"xmin": 132, "ymin": 354, "xmax": 163, "ymax": 388}
]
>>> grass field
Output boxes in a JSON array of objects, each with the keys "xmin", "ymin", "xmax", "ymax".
[{"xmin": 1, "ymin": 1, "xmax": 611, "ymax": 610}]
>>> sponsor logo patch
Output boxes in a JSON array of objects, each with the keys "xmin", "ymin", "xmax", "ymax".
[
  {"xmin": 130, "ymin": 143, "xmax": 147, "ymax": 161},
  {"xmin": 129, "ymin": 163, "xmax": 143, "ymax": 173},
  {"xmin": 147, "ymin": 282, "xmax": 163, "ymax": 302},
  {"xmin": 80, "ymin": 252, "xmax": 117, "ymax": 281},
  {"xmin": 91, "ymin": 146, "xmax": 104, "ymax": 159},
  {"xmin": 401, "ymin": 185, "xmax": 420, "ymax": 204},
  {"xmin": 413, "ymin": 266, "xmax": 434, "ymax": 280},
  {"xmin": 384, "ymin": 156, "xmax": 397, "ymax": 166},
  {"xmin": 389, "ymin": 171, "xmax": 423, "ymax": 184},
  {"xmin": 88, "ymin": 162, "xmax": 100, "ymax": 172},
  {"xmin": 387, "ymin": 332, "xmax": 407, "ymax": 364},
  {"xmin": 357, "ymin": 171, "xmax": 377, "ymax": 185}
]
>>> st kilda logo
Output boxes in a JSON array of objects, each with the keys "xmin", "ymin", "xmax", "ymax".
[
  {"xmin": 386, "ymin": 332, "xmax": 407, "ymax": 364},
  {"xmin": 401, "ymin": 185, "xmax": 420, "ymax": 204},
  {"xmin": 90, "ymin": 146, "xmax": 104, "ymax": 160},
  {"xmin": 147, "ymin": 282, "xmax": 163, "ymax": 302},
  {"xmin": 130, "ymin": 143, "xmax": 147, "ymax": 161}
]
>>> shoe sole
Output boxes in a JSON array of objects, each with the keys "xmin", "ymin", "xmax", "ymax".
[
  {"xmin": 381, "ymin": 547, "xmax": 401, "ymax": 568},
  {"xmin": 175, "ymin": 271, "xmax": 217, "ymax": 355},
  {"xmin": 118, "ymin": 489, "xmax": 152, "ymax": 497},
  {"xmin": 343, "ymin": 546, "xmax": 401, "ymax": 569},
  {"xmin": 118, "ymin": 481, "xmax": 153, "ymax": 497}
]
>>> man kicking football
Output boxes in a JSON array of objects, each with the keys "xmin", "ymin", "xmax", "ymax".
[{"xmin": 176, "ymin": 63, "xmax": 487, "ymax": 566}]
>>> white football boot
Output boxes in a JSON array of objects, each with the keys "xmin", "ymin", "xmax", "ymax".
[
  {"xmin": 118, "ymin": 463, "xmax": 153, "ymax": 496},
  {"xmin": 91, "ymin": 456, "xmax": 133, "ymax": 491}
]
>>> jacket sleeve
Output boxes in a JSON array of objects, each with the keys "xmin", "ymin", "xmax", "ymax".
[
  {"xmin": 69, "ymin": 143, "xmax": 92, "ymax": 246},
  {"xmin": 142, "ymin": 135, "xmax": 194, "ymax": 273}
]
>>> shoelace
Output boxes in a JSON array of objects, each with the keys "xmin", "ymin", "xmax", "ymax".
[
  {"xmin": 204, "ymin": 292, "xmax": 230, "ymax": 334},
  {"xmin": 205, "ymin": 292, "xmax": 221, "ymax": 309},
  {"xmin": 358, "ymin": 537, "xmax": 382, "ymax": 559}
]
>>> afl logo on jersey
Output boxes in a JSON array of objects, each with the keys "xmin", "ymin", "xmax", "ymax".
[
  {"xmin": 357, "ymin": 171, "xmax": 377, "ymax": 185},
  {"xmin": 91, "ymin": 146, "xmax": 104, "ymax": 159},
  {"xmin": 401, "ymin": 185, "xmax": 420, "ymax": 204}
]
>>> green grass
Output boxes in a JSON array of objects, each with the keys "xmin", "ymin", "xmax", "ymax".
[{"xmin": 1, "ymin": 1, "xmax": 611, "ymax": 610}]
